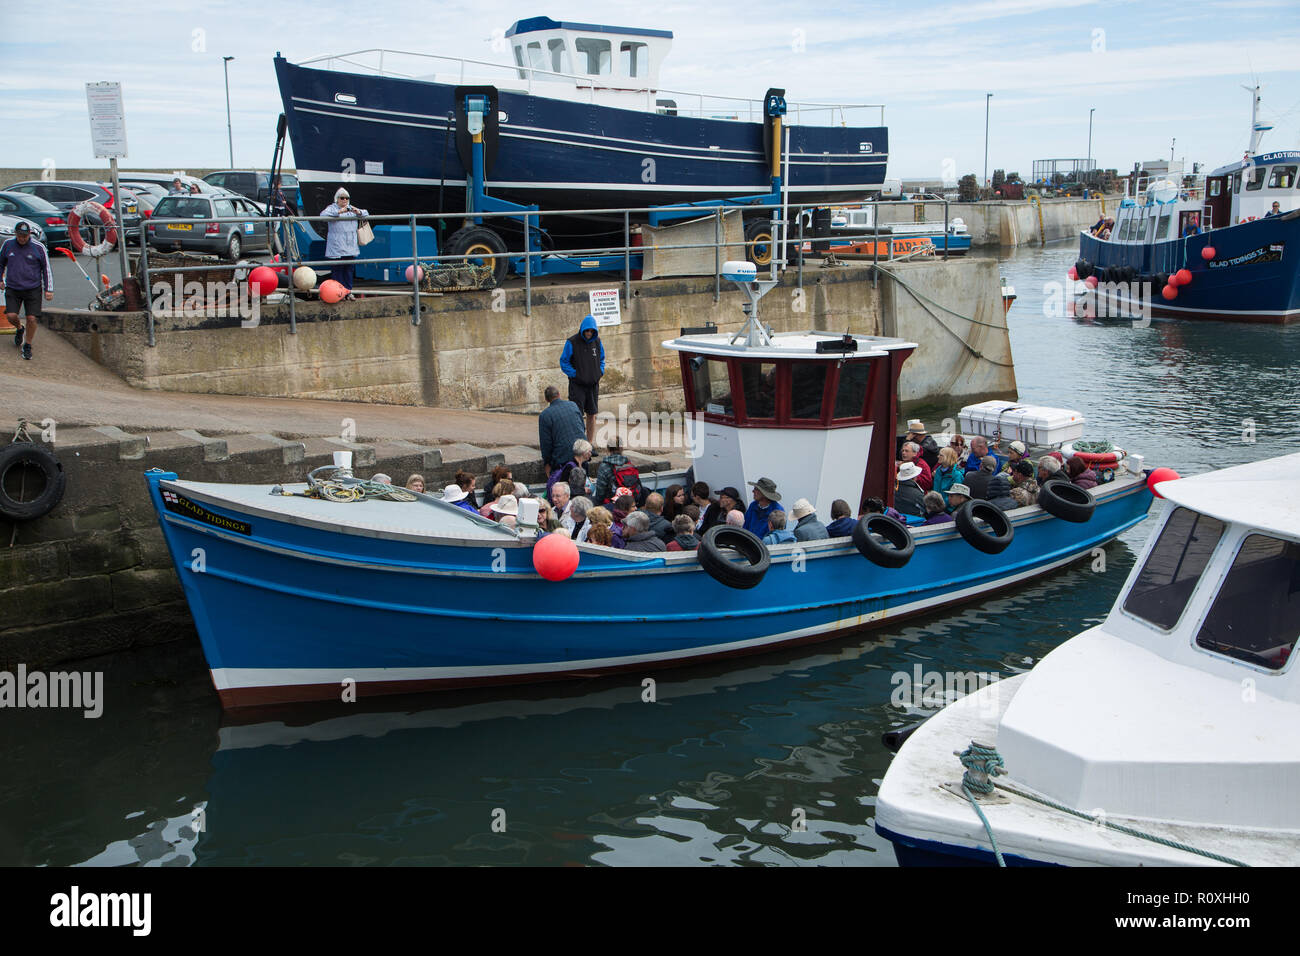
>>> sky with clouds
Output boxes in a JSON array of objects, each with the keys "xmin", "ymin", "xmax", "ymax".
[{"xmin": 2, "ymin": 0, "xmax": 1298, "ymax": 180}]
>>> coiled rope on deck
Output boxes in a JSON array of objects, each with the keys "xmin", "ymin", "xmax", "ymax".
[{"xmin": 954, "ymin": 740, "xmax": 1251, "ymax": 867}]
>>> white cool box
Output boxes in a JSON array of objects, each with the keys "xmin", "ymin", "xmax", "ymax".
[{"xmin": 957, "ymin": 402, "xmax": 1086, "ymax": 446}]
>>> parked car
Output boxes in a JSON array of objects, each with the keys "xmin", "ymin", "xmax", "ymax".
[
  {"xmin": 0, "ymin": 191, "xmax": 67, "ymax": 246},
  {"xmin": 0, "ymin": 213, "xmax": 45, "ymax": 244},
  {"xmin": 203, "ymin": 170, "xmax": 299, "ymax": 210},
  {"xmin": 2, "ymin": 180, "xmax": 143, "ymax": 245},
  {"xmin": 147, "ymin": 193, "xmax": 272, "ymax": 260},
  {"xmin": 119, "ymin": 180, "xmax": 167, "ymax": 217}
]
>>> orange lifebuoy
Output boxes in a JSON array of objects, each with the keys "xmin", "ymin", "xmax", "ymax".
[
  {"xmin": 1073, "ymin": 450, "xmax": 1123, "ymax": 468},
  {"xmin": 67, "ymin": 201, "xmax": 118, "ymax": 256}
]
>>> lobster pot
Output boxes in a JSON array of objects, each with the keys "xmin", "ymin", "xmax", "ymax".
[{"xmin": 958, "ymin": 402, "xmax": 1085, "ymax": 446}]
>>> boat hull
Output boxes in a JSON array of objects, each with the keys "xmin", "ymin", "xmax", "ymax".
[
  {"xmin": 276, "ymin": 57, "xmax": 889, "ymax": 225},
  {"xmin": 146, "ymin": 472, "xmax": 1153, "ymax": 708},
  {"xmin": 1078, "ymin": 212, "xmax": 1300, "ymax": 323}
]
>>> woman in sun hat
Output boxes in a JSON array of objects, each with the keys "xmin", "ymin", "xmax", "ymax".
[
  {"xmin": 441, "ymin": 483, "xmax": 480, "ymax": 514},
  {"xmin": 894, "ymin": 461, "xmax": 926, "ymax": 518},
  {"xmin": 489, "ymin": 494, "xmax": 519, "ymax": 523}
]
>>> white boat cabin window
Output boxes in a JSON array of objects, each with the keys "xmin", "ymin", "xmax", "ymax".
[
  {"xmin": 548, "ymin": 38, "xmax": 571, "ymax": 74},
  {"xmin": 1123, "ymin": 507, "xmax": 1226, "ymax": 630},
  {"xmin": 1246, "ymin": 167, "xmax": 1266, "ymax": 191},
  {"xmin": 574, "ymin": 37, "xmax": 613, "ymax": 76},
  {"xmin": 1233, "ymin": 172, "xmax": 1242, "ymax": 194},
  {"xmin": 1268, "ymin": 165, "xmax": 1296, "ymax": 189},
  {"xmin": 1195, "ymin": 534, "xmax": 1300, "ymax": 671},
  {"xmin": 1118, "ymin": 215, "xmax": 1135, "ymax": 242},
  {"xmin": 621, "ymin": 42, "xmax": 648, "ymax": 78},
  {"xmin": 1136, "ymin": 215, "xmax": 1150, "ymax": 242},
  {"xmin": 691, "ymin": 358, "xmax": 734, "ymax": 416},
  {"xmin": 740, "ymin": 362, "xmax": 777, "ymax": 420},
  {"xmin": 790, "ymin": 364, "xmax": 828, "ymax": 420},
  {"xmin": 520, "ymin": 41, "xmax": 547, "ymax": 74},
  {"xmin": 1156, "ymin": 211, "xmax": 1172, "ymax": 240},
  {"xmin": 832, "ymin": 361, "xmax": 872, "ymax": 419}
]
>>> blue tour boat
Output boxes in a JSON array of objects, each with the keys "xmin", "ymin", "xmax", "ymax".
[
  {"xmin": 275, "ymin": 17, "xmax": 888, "ymax": 220},
  {"xmin": 145, "ymin": 263, "xmax": 1155, "ymax": 709},
  {"xmin": 1075, "ymin": 87, "xmax": 1300, "ymax": 323}
]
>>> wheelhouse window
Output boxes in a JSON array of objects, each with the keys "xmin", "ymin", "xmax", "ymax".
[
  {"xmin": 574, "ymin": 37, "xmax": 612, "ymax": 75},
  {"xmin": 832, "ymin": 361, "xmax": 871, "ymax": 419},
  {"xmin": 1208, "ymin": 179, "xmax": 1222, "ymax": 197},
  {"xmin": 621, "ymin": 42, "xmax": 648, "ymax": 78},
  {"xmin": 1268, "ymin": 165, "xmax": 1296, "ymax": 189},
  {"xmin": 547, "ymin": 38, "xmax": 571, "ymax": 74},
  {"xmin": 1195, "ymin": 534, "xmax": 1300, "ymax": 670},
  {"xmin": 1233, "ymin": 172, "xmax": 1242, "ymax": 194},
  {"xmin": 691, "ymin": 358, "xmax": 733, "ymax": 417},
  {"xmin": 739, "ymin": 362, "xmax": 776, "ymax": 420},
  {"xmin": 1156, "ymin": 211, "xmax": 1171, "ymax": 239},
  {"xmin": 1136, "ymin": 215, "xmax": 1150, "ymax": 241},
  {"xmin": 1124, "ymin": 507, "xmax": 1225, "ymax": 630},
  {"xmin": 1118, "ymin": 215, "xmax": 1134, "ymax": 242},
  {"xmin": 790, "ymin": 363, "xmax": 827, "ymax": 420},
  {"xmin": 525, "ymin": 41, "xmax": 546, "ymax": 73},
  {"xmin": 1246, "ymin": 167, "xmax": 1266, "ymax": 191}
]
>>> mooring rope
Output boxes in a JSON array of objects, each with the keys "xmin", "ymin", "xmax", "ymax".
[
  {"xmin": 955, "ymin": 740, "xmax": 1251, "ymax": 867},
  {"xmin": 876, "ymin": 267, "xmax": 1017, "ymax": 369}
]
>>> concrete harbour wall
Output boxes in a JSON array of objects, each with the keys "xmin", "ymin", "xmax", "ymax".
[{"xmin": 873, "ymin": 196, "xmax": 1111, "ymax": 246}]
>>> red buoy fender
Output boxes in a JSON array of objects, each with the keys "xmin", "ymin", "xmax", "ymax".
[{"xmin": 66, "ymin": 201, "xmax": 118, "ymax": 256}]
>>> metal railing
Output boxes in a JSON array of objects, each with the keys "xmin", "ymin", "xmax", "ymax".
[
  {"xmin": 132, "ymin": 196, "xmax": 952, "ymax": 344},
  {"xmin": 296, "ymin": 48, "xmax": 886, "ymax": 125}
]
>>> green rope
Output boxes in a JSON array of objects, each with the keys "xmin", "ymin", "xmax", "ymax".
[
  {"xmin": 877, "ymin": 267, "xmax": 1018, "ymax": 369},
  {"xmin": 957, "ymin": 742, "xmax": 1008, "ymax": 866},
  {"xmin": 1072, "ymin": 439, "xmax": 1116, "ymax": 454},
  {"xmin": 954, "ymin": 740, "xmax": 1251, "ymax": 867}
]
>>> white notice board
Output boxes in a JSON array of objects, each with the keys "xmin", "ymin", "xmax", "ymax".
[
  {"xmin": 588, "ymin": 288, "xmax": 621, "ymax": 327},
  {"xmin": 86, "ymin": 82, "xmax": 128, "ymax": 158}
]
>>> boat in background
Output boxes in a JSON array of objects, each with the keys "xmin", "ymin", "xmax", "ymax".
[
  {"xmin": 876, "ymin": 454, "xmax": 1300, "ymax": 866},
  {"xmin": 275, "ymin": 17, "xmax": 888, "ymax": 223},
  {"xmin": 1075, "ymin": 86, "xmax": 1300, "ymax": 323},
  {"xmin": 1000, "ymin": 277, "xmax": 1016, "ymax": 314}
]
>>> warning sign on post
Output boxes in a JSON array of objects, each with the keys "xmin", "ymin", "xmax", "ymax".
[
  {"xmin": 588, "ymin": 288, "xmax": 621, "ymax": 327},
  {"xmin": 86, "ymin": 82, "xmax": 128, "ymax": 158}
]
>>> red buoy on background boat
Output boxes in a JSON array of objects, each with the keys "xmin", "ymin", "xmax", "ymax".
[
  {"xmin": 1147, "ymin": 467, "xmax": 1181, "ymax": 498},
  {"xmin": 1161, "ymin": 284, "xmax": 1178, "ymax": 300},
  {"xmin": 533, "ymin": 532, "xmax": 579, "ymax": 581},
  {"xmin": 1085, "ymin": 275, "xmax": 1098, "ymax": 288},
  {"xmin": 1175, "ymin": 268, "xmax": 1192, "ymax": 286},
  {"xmin": 1067, "ymin": 267, "xmax": 1078, "ymax": 280},
  {"xmin": 1201, "ymin": 246, "xmax": 1216, "ymax": 261}
]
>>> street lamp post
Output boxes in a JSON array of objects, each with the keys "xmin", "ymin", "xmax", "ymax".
[
  {"xmin": 983, "ymin": 93, "xmax": 992, "ymax": 198},
  {"xmin": 1087, "ymin": 107, "xmax": 1095, "ymax": 183},
  {"xmin": 223, "ymin": 56, "xmax": 235, "ymax": 168}
]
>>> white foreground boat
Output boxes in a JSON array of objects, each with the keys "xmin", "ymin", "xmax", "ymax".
[{"xmin": 876, "ymin": 453, "xmax": 1300, "ymax": 866}]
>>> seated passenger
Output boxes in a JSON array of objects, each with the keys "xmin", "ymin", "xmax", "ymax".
[
  {"xmin": 550, "ymin": 481, "xmax": 573, "ymax": 529},
  {"xmin": 593, "ymin": 440, "xmax": 643, "ymax": 505},
  {"xmin": 899, "ymin": 441, "xmax": 933, "ymax": 492},
  {"xmin": 441, "ymin": 483, "xmax": 480, "ymax": 514},
  {"xmin": 762, "ymin": 509, "xmax": 797, "ymax": 546},
  {"xmin": 921, "ymin": 491, "xmax": 953, "ymax": 525},
  {"xmin": 587, "ymin": 521, "xmax": 614, "ymax": 547},
  {"xmin": 1089, "ymin": 216, "xmax": 1106, "ymax": 236},
  {"xmin": 569, "ymin": 496, "xmax": 593, "ymax": 541},
  {"xmin": 964, "ymin": 437, "xmax": 1005, "ymax": 475},
  {"xmin": 743, "ymin": 477, "xmax": 785, "ymax": 537},
  {"xmin": 480, "ymin": 479, "xmax": 516, "ymax": 518},
  {"xmin": 864, "ymin": 495, "xmax": 908, "ymax": 524},
  {"xmin": 725, "ymin": 510, "xmax": 745, "ymax": 528},
  {"xmin": 894, "ymin": 462, "xmax": 927, "ymax": 518},
  {"xmin": 1003, "ymin": 441, "xmax": 1030, "ymax": 472},
  {"xmin": 622, "ymin": 511, "xmax": 668, "ymax": 552},
  {"xmin": 482, "ymin": 465, "xmax": 512, "ymax": 505},
  {"xmin": 642, "ymin": 492, "xmax": 674, "ymax": 542},
  {"xmin": 535, "ymin": 500, "xmax": 561, "ymax": 533},
  {"xmin": 373, "ymin": 473, "xmax": 393, "ymax": 485},
  {"xmin": 946, "ymin": 483, "xmax": 972, "ymax": 513},
  {"xmin": 826, "ymin": 499, "xmax": 856, "ymax": 538},
  {"xmin": 666, "ymin": 514, "xmax": 701, "ymax": 551},
  {"xmin": 489, "ymin": 494, "xmax": 518, "ymax": 523},
  {"xmin": 1009, "ymin": 487, "xmax": 1030, "ymax": 509},
  {"xmin": 948, "ymin": 433, "xmax": 969, "ymax": 468},
  {"xmin": 454, "ymin": 470, "xmax": 477, "ymax": 506},
  {"xmin": 567, "ymin": 466, "xmax": 590, "ymax": 503},
  {"xmin": 986, "ymin": 472, "xmax": 1017, "ymax": 511},
  {"xmin": 1182, "ymin": 213, "xmax": 1203, "ymax": 235},
  {"xmin": 405, "ymin": 474, "xmax": 426, "ymax": 494},
  {"xmin": 790, "ymin": 498, "xmax": 829, "ymax": 541},
  {"xmin": 932, "ymin": 446, "xmax": 964, "ymax": 503},
  {"xmin": 1066, "ymin": 455, "xmax": 1099, "ymax": 490},
  {"xmin": 964, "ymin": 456, "xmax": 997, "ymax": 500},
  {"xmin": 1009, "ymin": 459, "xmax": 1035, "ymax": 486},
  {"xmin": 547, "ymin": 439, "xmax": 593, "ymax": 496},
  {"xmin": 584, "ymin": 506, "xmax": 623, "ymax": 548},
  {"xmin": 610, "ymin": 492, "xmax": 633, "ymax": 538},
  {"xmin": 1037, "ymin": 456, "xmax": 1065, "ymax": 485},
  {"xmin": 1266, "ymin": 201, "xmax": 1282, "ymax": 218}
]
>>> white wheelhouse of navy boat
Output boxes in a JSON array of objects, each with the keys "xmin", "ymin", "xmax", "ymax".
[
  {"xmin": 876, "ymin": 454, "xmax": 1300, "ymax": 866},
  {"xmin": 1075, "ymin": 86, "xmax": 1300, "ymax": 323},
  {"xmin": 275, "ymin": 16, "xmax": 889, "ymax": 225},
  {"xmin": 144, "ymin": 263, "xmax": 1156, "ymax": 709}
]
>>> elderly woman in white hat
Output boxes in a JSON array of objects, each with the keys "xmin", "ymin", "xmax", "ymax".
[
  {"xmin": 320, "ymin": 187, "xmax": 369, "ymax": 300},
  {"xmin": 441, "ymin": 482, "xmax": 480, "ymax": 514},
  {"xmin": 894, "ymin": 461, "xmax": 927, "ymax": 518},
  {"xmin": 789, "ymin": 498, "xmax": 829, "ymax": 541}
]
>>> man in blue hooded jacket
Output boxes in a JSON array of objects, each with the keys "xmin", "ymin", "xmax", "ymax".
[{"xmin": 560, "ymin": 314, "xmax": 605, "ymax": 442}]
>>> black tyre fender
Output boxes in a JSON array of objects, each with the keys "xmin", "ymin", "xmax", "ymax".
[
  {"xmin": 851, "ymin": 514, "xmax": 914, "ymax": 569},
  {"xmin": 445, "ymin": 225, "xmax": 509, "ymax": 286},
  {"xmin": 1037, "ymin": 480, "xmax": 1096, "ymax": 523},
  {"xmin": 953, "ymin": 500, "xmax": 1014, "ymax": 554},
  {"xmin": 0, "ymin": 442, "xmax": 66, "ymax": 521},
  {"xmin": 698, "ymin": 525, "xmax": 770, "ymax": 589}
]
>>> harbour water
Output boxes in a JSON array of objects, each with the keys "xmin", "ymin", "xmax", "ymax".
[{"xmin": 4, "ymin": 241, "xmax": 1298, "ymax": 867}]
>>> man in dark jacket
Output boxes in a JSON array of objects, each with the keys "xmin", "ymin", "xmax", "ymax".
[
  {"xmin": 559, "ymin": 314, "xmax": 605, "ymax": 442},
  {"xmin": 965, "ymin": 456, "xmax": 997, "ymax": 500},
  {"xmin": 622, "ymin": 512, "xmax": 667, "ymax": 552},
  {"xmin": 826, "ymin": 499, "xmax": 856, "ymax": 538},
  {"xmin": 641, "ymin": 493, "xmax": 674, "ymax": 542},
  {"xmin": 700, "ymin": 485, "xmax": 740, "ymax": 532},
  {"xmin": 538, "ymin": 385, "xmax": 587, "ymax": 474},
  {"xmin": 986, "ymin": 472, "xmax": 1016, "ymax": 511},
  {"xmin": 593, "ymin": 440, "xmax": 637, "ymax": 505},
  {"xmin": 896, "ymin": 419, "xmax": 940, "ymax": 471},
  {"xmin": 0, "ymin": 221, "xmax": 53, "ymax": 361},
  {"xmin": 894, "ymin": 462, "xmax": 927, "ymax": 518}
]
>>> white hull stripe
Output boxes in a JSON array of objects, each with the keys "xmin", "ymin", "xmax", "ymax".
[
  {"xmin": 294, "ymin": 169, "xmax": 885, "ymax": 193},
  {"xmin": 209, "ymin": 545, "xmax": 1100, "ymax": 692},
  {"xmin": 1103, "ymin": 291, "xmax": 1300, "ymax": 318}
]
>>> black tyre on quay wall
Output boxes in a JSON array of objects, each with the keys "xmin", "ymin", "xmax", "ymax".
[{"xmin": 0, "ymin": 442, "xmax": 65, "ymax": 521}]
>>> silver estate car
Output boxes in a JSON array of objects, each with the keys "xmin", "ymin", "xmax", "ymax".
[{"xmin": 147, "ymin": 194, "xmax": 271, "ymax": 261}]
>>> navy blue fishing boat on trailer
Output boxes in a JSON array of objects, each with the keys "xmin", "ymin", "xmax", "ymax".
[
  {"xmin": 1075, "ymin": 87, "xmax": 1300, "ymax": 324},
  {"xmin": 145, "ymin": 263, "xmax": 1156, "ymax": 710},
  {"xmin": 274, "ymin": 17, "xmax": 887, "ymax": 229}
]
